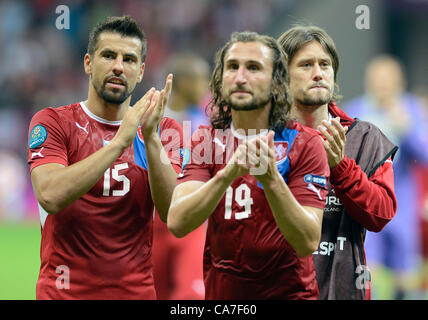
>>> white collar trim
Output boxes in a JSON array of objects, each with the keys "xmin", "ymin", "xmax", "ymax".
[
  {"xmin": 230, "ymin": 122, "xmax": 268, "ymax": 139},
  {"xmin": 79, "ymin": 101, "xmax": 122, "ymax": 126}
]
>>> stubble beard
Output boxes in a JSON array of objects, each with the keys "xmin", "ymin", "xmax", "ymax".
[
  {"xmin": 296, "ymin": 89, "xmax": 333, "ymax": 107},
  {"xmin": 93, "ymin": 78, "xmax": 131, "ymax": 104},
  {"xmin": 226, "ymin": 93, "xmax": 271, "ymax": 112}
]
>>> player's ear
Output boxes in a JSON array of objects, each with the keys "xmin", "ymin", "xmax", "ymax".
[
  {"xmin": 137, "ymin": 63, "xmax": 145, "ymax": 83},
  {"xmin": 84, "ymin": 53, "xmax": 92, "ymax": 76}
]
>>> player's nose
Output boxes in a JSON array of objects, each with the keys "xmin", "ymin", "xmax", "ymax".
[
  {"xmin": 235, "ymin": 66, "xmax": 248, "ymax": 86},
  {"xmin": 312, "ymin": 63, "xmax": 323, "ymax": 81},
  {"xmin": 112, "ymin": 56, "xmax": 124, "ymax": 75}
]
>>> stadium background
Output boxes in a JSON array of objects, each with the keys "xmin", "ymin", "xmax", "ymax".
[{"xmin": 0, "ymin": 0, "xmax": 427, "ymax": 300}]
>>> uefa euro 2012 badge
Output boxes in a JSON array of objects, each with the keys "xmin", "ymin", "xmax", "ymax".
[{"xmin": 29, "ymin": 125, "xmax": 47, "ymax": 149}]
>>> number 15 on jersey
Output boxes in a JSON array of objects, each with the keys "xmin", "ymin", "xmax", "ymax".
[{"xmin": 103, "ymin": 163, "xmax": 130, "ymax": 196}]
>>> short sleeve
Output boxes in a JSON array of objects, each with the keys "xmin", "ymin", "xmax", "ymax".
[
  {"xmin": 287, "ymin": 133, "xmax": 330, "ymax": 209},
  {"xmin": 27, "ymin": 108, "xmax": 68, "ymax": 171},
  {"xmin": 177, "ymin": 127, "xmax": 213, "ymax": 184},
  {"xmin": 159, "ymin": 117, "xmax": 184, "ymax": 174}
]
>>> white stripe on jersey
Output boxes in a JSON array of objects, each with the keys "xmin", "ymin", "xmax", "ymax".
[{"xmin": 38, "ymin": 202, "xmax": 49, "ymax": 229}]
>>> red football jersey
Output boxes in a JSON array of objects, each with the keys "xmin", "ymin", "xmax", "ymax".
[
  {"xmin": 177, "ymin": 122, "xmax": 329, "ymax": 299},
  {"xmin": 27, "ymin": 102, "xmax": 182, "ymax": 299}
]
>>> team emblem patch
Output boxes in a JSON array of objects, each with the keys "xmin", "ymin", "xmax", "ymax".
[
  {"xmin": 304, "ymin": 174, "xmax": 327, "ymax": 188},
  {"xmin": 29, "ymin": 125, "xmax": 47, "ymax": 149},
  {"xmin": 137, "ymin": 126, "xmax": 144, "ymax": 142},
  {"xmin": 274, "ymin": 141, "xmax": 288, "ymax": 163}
]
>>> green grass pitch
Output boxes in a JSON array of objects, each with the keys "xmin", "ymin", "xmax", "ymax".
[
  {"xmin": 1, "ymin": 221, "xmax": 425, "ymax": 300},
  {"xmin": 0, "ymin": 222, "xmax": 40, "ymax": 300}
]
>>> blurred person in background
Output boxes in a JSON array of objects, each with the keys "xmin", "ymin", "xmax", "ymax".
[
  {"xmin": 163, "ymin": 53, "xmax": 211, "ymax": 132},
  {"xmin": 344, "ymin": 55, "xmax": 428, "ymax": 299},
  {"xmin": 413, "ymin": 87, "xmax": 428, "ymax": 298},
  {"xmin": 278, "ymin": 25, "xmax": 398, "ymax": 300},
  {"xmin": 0, "ymin": 108, "xmax": 31, "ymax": 220},
  {"xmin": 152, "ymin": 53, "xmax": 210, "ymax": 299},
  {"xmin": 0, "ymin": 151, "xmax": 28, "ymax": 221},
  {"xmin": 413, "ymin": 149, "xmax": 428, "ymax": 299}
]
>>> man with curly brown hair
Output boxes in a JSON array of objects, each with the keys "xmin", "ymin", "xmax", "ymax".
[{"xmin": 167, "ymin": 31, "xmax": 329, "ymax": 299}]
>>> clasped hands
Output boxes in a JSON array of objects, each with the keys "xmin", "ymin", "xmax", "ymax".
[
  {"xmin": 220, "ymin": 131, "xmax": 280, "ymax": 187},
  {"xmin": 318, "ymin": 117, "xmax": 348, "ymax": 168}
]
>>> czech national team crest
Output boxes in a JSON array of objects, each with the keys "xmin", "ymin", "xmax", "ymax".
[
  {"xmin": 137, "ymin": 126, "xmax": 145, "ymax": 142},
  {"xmin": 274, "ymin": 141, "xmax": 288, "ymax": 164}
]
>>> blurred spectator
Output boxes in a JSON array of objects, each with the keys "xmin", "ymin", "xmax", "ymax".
[
  {"xmin": 413, "ymin": 158, "xmax": 428, "ymax": 299},
  {"xmin": 0, "ymin": 0, "xmax": 285, "ymax": 116},
  {"xmin": 0, "ymin": 109, "xmax": 28, "ymax": 156},
  {"xmin": 0, "ymin": 0, "xmax": 290, "ymax": 225},
  {"xmin": 163, "ymin": 53, "xmax": 211, "ymax": 132},
  {"xmin": 411, "ymin": 86, "xmax": 428, "ymax": 299},
  {"xmin": 0, "ymin": 151, "xmax": 28, "ymax": 221},
  {"xmin": 344, "ymin": 55, "xmax": 428, "ymax": 299},
  {"xmin": 152, "ymin": 52, "xmax": 210, "ymax": 300}
]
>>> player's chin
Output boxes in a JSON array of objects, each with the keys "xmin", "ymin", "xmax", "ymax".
[
  {"xmin": 302, "ymin": 93, "xmax": 331, "ymax": 106},
  {"xmin": 101, "ymin": 91, "xmax": 130, "ymax": 104},
  {"xmin": 230, "ymin": 103, "xmax": 250, "ymax": 111},
  {"xmin": 230, "ymin": 100, "xmax": 264, "ymax": 111}
]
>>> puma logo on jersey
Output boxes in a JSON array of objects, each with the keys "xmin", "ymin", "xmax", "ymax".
[
  {"xmin": 75, "ymin": 122, "xmax": 89, "ymax": 134},
  {"xmin": 307, "ymin": 182, "xmax": 322, "ymax": 200},
  {"xmin": 31, "ymin": 147, "xmax": 44, "ymax": 159}
]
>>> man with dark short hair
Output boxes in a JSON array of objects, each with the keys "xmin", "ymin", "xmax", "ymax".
[
  {"xmin": 278, "ymin": 25, "xmax": 398, "ymax": 299},
  {"xmin": 167, "ymin": 31, "xmax": 329, "ymax": 299},
  {"xmin": 28, "ymin": 16, "xmax": 182, "ymax": 299}
]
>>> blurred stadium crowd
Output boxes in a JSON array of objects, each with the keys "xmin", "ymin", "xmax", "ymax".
[
  {"xmin": 0, "ymin": 0, "xmax": 289, "ymax": 220},
  {"xmin": 1, "ymin": 0, "xmax": 428, "ymax": 300}
]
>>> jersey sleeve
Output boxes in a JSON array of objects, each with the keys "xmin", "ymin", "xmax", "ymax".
[
  {"xmin": 159, "ymin": 117, "xmax": 183, "ymax": 174},
  {"xmin": 27, "ymin": 108, "xmax": 68, "ymax": 172},
  {"xmin": 330, "ymin": 155, "xmax": 396, "ymax": 232},
  {"xmin": 177, "ymin": 127, "xmax": 213, "ymax": 184},
  {"xmin": 287, "ymin": 133, "xmax": 330, "ymax": 209}
]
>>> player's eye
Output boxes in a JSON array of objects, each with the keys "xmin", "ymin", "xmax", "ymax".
[
  {"xmin": 124, "ymin": 56, "xmax": 137, "ymax": 63},
  {"xmin": 103, "ymin": 53, "xmax": 115, "ymax": 59},
  {"xmin": 321, "ymin": 61, "xmax": 330, "ymax": 67},
  {"xmin": 247, "ymin": 64, "xmax": 260, "ymax": 71},
  {"xmin": 227, "ymin": 63, "xmax": 239, "ymax": 70}
]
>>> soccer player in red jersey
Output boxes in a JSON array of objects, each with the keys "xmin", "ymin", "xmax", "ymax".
[
  {"xmin": 27, "ymin": 16, "xmax": 182, "ymax": 300},
  {"xmin": 152, "ymin": 53, "xmax": 210, "ymax": 300},
  {"xmin": 167, "ymin": 32, "xmax": 330, "ymax": 299},
  {"xmin": 278, "ymin": 25, "xmax": 398, "ymax": 299}
]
